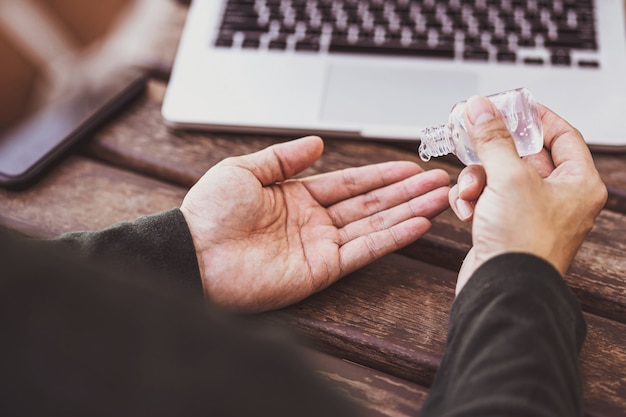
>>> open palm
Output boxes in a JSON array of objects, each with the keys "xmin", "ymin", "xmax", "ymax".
[{"xmin": 181, "ymin": 137, "xmax": 450, "ymax": 312}]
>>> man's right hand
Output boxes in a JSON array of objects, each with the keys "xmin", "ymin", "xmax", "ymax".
[{"xmin": 448, "ymin": 95, "xmax": 607, "ymax": 295}]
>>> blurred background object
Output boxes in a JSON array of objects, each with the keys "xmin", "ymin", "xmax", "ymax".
[{"xmin": 0, "ymin": 0, "xmax": 172, "ymax": 131}]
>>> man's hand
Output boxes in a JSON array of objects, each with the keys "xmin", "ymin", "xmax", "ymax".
[
  {"xmin": 448, "ymin": 96, "xmax": 607, "ymax": 295},
  {"xmin": 180, "ymin": 136, "xmax": 450, "ymax": 312}
]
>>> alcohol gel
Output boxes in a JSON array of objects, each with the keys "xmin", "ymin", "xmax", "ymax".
[{"xmin": 418, "ymin": 88, "xmax": 543, "ymax": 165}]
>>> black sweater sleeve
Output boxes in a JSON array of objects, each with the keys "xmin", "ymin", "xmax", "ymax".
[
  {"xmin": 419, "ymin": 253, "xmax": 587, "ymax": 417},
  {"xmin": 47, "ymin": 208, "xmax": 203, "ymax": 294},
  {"xmin": 0, "ymin": 215, "xmax": 361, "ymax": 417}
]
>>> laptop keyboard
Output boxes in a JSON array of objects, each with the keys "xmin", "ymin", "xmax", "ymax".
[{"xmin": 215, "ymin": 0, "xmax": 600, "ymax": 68}]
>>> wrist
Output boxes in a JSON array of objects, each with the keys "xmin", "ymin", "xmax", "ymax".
[{"xmin": 456, "ymin": 248, "xmax": 567, "ymax": 296}]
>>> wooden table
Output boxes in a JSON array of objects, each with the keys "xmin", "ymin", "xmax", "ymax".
[{"xmin": 1, "ymin": 3, "xmax": 625, "ymax": 416}]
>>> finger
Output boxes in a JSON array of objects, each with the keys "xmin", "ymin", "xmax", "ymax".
[
  {"xmin": 302, "ymin": 161, "xmax": 424, "ymax": 207},
  {"xmin": 521, "ymin": 147, "xmax": 555, "ymax": 178},
  {"xmin": 222, "ymin": 136, "xmax": 324, "ymax": 186},
  {"xmin": 338, "ymin": 217, "xmax": 433, "ymax": 277},
  {"xmin": 464, "ymin": 95, "xmax": 525, "ymax": 182},
  {"xmin": 537, "ymin": 104, "xmax": 607, "ymax": 211},
  {"xmin": 537, "ymin": 104, "xmax": 595, "ymax": 171},
  {"xmin": 456, "ymin": 165, "xmax": 486, "ymax": 201},
  {"xmin": 338, "ymin": 186, "xmax": 449, "ymax": 245},
  {"xmin": 448, "ymin": 184, "xmax": 475, "ymax": 222},
  {"xmin": 327, "ymin": 169, "xmax": 450, "ymax": 227}
]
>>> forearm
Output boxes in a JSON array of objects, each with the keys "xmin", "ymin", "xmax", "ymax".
[
  {"xmin": 47, "ymin": 208, "xmax": 202, "ymax": 293},
  {"xmin": 420, "ymin": 253, "xmax": 586, "ymax": 417}
]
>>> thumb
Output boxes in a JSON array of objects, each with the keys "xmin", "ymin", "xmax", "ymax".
[
  {"xmin": 230, "ymin": 136, "xmax": 324, "ymax": 186},
  {"xmin": 464, "ymin": 95, "xmax": 523, "ymax": 180}
]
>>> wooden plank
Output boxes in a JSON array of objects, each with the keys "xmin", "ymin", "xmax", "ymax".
[
  {"xmin": 407, "ymin": 208, "xmax": 626, "ymax": 325},
  {"xmin": 593, "ymin": 154, "xmax": 626, "ymax": 212},
  {"xmin": 88, "ymin": 79, "xmax": 626, "ymax": 216},
  {"xmin": 82, "ymin": 81, "xmax": 626, "ymax": 324},
  {"xmin": 582, "ymin": 314, "xmax": 626, "ymax": 416},
  {"xmin": 0, "ymin": 156, "xmax": 186, "ymax": 238},
  {"xmin": 270, "ymin": 253, "xmax": 626, "ymax": 417},
  {"xmin": 1, "ymin": 3, "xmax": 622, "ymax": 414},
  {"xmin": 308, "ymin": 350, "xmax": 427, "ymax": 417},
  {"xmin": 128, "ymin": 0, "xmax": 626, "ymax": 221},
  {"xmin": 0, "ymin": 155, "xmax": 623, "ymax": 416},
  {"xmin": 143, "ymin": 0, "xmax": 626, "ymax": 218},
  {"xmin": 0, "ymin": 156, "xmax": 431, "ymax": 417},
  {"xmin": 84, "ymin": 82, "xmax": 458, "ymax": 188},
  {"xmin": 568, "ymin": 210, "xmax": 626, "ymax": 322}
]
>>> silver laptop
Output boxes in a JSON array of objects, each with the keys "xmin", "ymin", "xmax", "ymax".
[{"xmin": 162, "ymin": 0, "xmax": 626, "ymax": 150}]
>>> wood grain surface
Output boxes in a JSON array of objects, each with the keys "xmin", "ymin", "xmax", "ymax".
[
  {"xmin": 1, "ymin": 2, "xmax": 625, "ymax": 416},
  {"xmin": 0, "ymin": 156, "xmax": 185, "ymax": 238},
  {"xmin": 272, "ymin": 253, "xmax": 626, "ymax": 416},
  {"xmin": 309, "ymin": 350, "xmax": 428, "ymax": 417},
  {"xmin": 82, "ymin": 80, "xmax": 626, "ymax": 327},
  {"xmin": 1, "ymin": 153, "xmax": 624, "ymax": 414},
  {"xmin": 0, "ymin": 155, "xmax": 429, "ymax": 417}
]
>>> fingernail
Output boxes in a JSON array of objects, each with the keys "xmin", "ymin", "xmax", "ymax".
[
  {"xmin": 455, "ymin": 198, "xmax": 473, "ymax": 220},
  {"xmin": 466, "ymin": 96, "xmax": 495, "ymax": 127},
  {"xmin": 458, "ymin": 173, "xmax": 474, "ymax": 194}
]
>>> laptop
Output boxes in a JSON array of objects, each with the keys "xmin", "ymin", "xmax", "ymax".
[{"xmin": 162, "ymin": 0, "xmax": 626, "ymax": 151}]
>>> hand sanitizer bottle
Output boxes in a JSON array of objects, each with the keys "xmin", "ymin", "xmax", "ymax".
[{"xmin": 418, "ymin": 87, "xmax": 543, "ymax": 165}]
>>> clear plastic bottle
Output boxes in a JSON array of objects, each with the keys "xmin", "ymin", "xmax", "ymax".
[{"xmin": 418, "ymin": 87, "xmax": 543, "ymax": 165}]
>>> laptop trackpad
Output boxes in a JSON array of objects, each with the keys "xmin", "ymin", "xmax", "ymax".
[{"xmin": 321, "ymin": 64, "xmax": 478, "ymax": 127}]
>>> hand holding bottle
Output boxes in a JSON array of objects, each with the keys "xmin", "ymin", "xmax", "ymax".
[
  {"xmin": 449, "ymin": 95, "xmax": 607, "ymax": 295},
  {"xmin": 418, "ymin": 88, "xmax": 543, "ymax": 165}
]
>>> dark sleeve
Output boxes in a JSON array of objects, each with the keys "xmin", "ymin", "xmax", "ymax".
[
  {"xmin": 419, "ymin": 253, "xmax": 587, "ymax": 417},
  {"xmin": 48, "ymin": 208, "xmax": 203, "ymax": 294},
  {"xmin": 0, "ymin": 227, "xmax": 361, "ymax": 417}
]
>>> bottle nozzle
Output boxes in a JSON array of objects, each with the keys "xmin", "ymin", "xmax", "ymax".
[
  {"xmin": 418, "ymin": 142, "xmax": 432, "ymax": 162},
  {"xmin": 418, "ymin": 125, "xmax": 453, "ymax": 162}
]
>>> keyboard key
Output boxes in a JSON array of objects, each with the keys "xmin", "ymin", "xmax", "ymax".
[
  {"xmin": 279, "ymin": 25, "xmax": 297, "ymax": 34},
  {"xmin": 545, "ymin": 29, "xmax": 597, "ymax": 50},
  {"xmin": 518, "ymin": 37, "xmax": 536, "ymax": 47},
  {"xmin": 296, "ymin": 37, "xmax": 321, "ymax": 52},
  {"xmin": 215, "ymin": 37, "xmax": 233, "ymax": 48},
  {"xmin": 551, "ymin": 49, "xmax": 572, "ymax": 66},
  {"xmin": 497, "ymin": 51, "xmax": 517, "ymax": 62},
  {"xmin": 214, "ymin": 0, "xmax": 601, "ymax": 67},
  {"xmin": 216, "ymin": 30, "xmax": 235, "ymax": 47},
  {"xmin": 463, "ymin": 49, "xmax": 489, "ymax": 61},
  {"xmin": 490, "ymin": 35, "xmax": 509, "ymax": 47},
  {"xmin": 268, "ymin": 39, "xmax": 288, "ymax": 50},
  {"xmin": 524, "ymin": 57, "xmax": 544, "ymax": 65},
  {"xmin": 464, "ymin": 35, "xmax": 482, "ymax": 47},
  {"xmin": 578, "ymin": 60, "xmax": 600, "ymax": 68},
  {"xmin": 329, "ymin": 40, "xmax": 454, "ymax": 59},
  {"xmin": 242, "ymin": 38, "xmax": 260, "ymax": 48}
]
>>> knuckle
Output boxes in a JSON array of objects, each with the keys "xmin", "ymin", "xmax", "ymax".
[
  {"xmin": 362, "ymin": 191, "xmax": 383, "ymax": 214},
  {"xmin": 369, "ymin": 212, "xmax": 387, "ymax": 232},
  {"xmin": 593, "ymin": 180, "xmax": 608, "ymax": 210},
  {"xmin": 582, "ymin": 167, "xmax": 608, "ymax": 212},
  {"xmin": 218, "ymin": 155, "xmax": 241, "ymax": 167},
  {"xmin": 341, "ymin": 167, "xmax": 360, "ymax": 194},
  {"xmin": 363, "ymin": 235, "xmax": 380, "ymax": 259}
]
